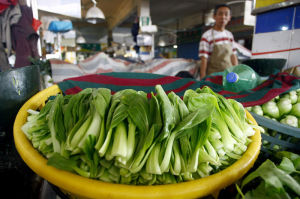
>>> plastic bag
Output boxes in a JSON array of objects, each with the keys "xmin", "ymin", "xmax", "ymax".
[{"xmin": 48, "ymin": 20, "xmax": 73, "ymax": 33}]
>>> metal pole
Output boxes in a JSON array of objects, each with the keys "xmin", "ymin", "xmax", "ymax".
[{"xmin": 30, "ymin": 0, "xmax": 42, "ymax": 57}]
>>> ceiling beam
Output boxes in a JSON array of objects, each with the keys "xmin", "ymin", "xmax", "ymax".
[
  {"xmin": 72, "ymin": 21, "xmax": 107, "ymax": 29},
  {"xmin": 38, "ymin": 10, "xmax": 79, "ymax": 21},
  {"xmin": 106, "ymin": 0, "xmax": 137, "ymax": 30}
]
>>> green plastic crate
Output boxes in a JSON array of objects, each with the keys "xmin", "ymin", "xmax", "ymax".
[{"xmin": 250, "ymin": 112, "xmax": 300, "ymax": 154}]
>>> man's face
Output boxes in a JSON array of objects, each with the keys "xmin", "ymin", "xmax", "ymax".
[{"xmin": 214, "ymin": 7, "xmax": 231, "ymax": 27}]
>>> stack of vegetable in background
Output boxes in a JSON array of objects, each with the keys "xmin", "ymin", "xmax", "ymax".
[
  {"xmin": 248, "ymin": 89, "xmax": 300, "ymax": 128},
  {"xmin": 247, "ymin": 89, "xmax": 300, "ymax": 151},
  {"xmin": 235, "ymin": 88, "xmax": 300, "ymax": 199},
  {"xmin": 21, "ymin": 85, "xmax": 258, "ymax": 185}
]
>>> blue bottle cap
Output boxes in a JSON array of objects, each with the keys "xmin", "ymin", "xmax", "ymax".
[{"xmin": 226, "ymin": 72, "xmax": 238, "ymax": 83}]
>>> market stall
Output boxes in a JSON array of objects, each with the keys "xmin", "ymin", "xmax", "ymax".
[{"xmin": 13, "ymin": 70, "xmax": 300, "ymax": 199}]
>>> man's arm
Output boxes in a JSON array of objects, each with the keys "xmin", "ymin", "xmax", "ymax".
[
  {"xmin": 231, "ymin": 54, "xmax": 238, "ymax": 66},
  {"xmin": 200, "ymin": 56, "xmax": 207, "ymax": 79}
]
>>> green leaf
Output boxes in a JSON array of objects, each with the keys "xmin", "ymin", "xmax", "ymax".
[
  {"xmin": 149, "ymin": 93, "xmax": 163, "ymax": 138},
  {"xmin": 64, "ymin": 88, "xmax": 92, "ymax": 132},
  {"xmin": 176, "ymin": 96, "xmax": 189, "ymax": 120},
  {"xmin": 146, "ymin": 142, "xmax": 162, "ymax": 175},
  {"xmin": 184, "ymin": 89, "xmax": 219, "ymax": 114},
  {"xmin": 64, "ymin": 94, "xmax": 80, "ymax": 133},
  {"xmin": 94, "ymin": 119, "xmax": 106, "ymax": 150},
  {"xmin": 99, "ymin": 97, "xmax": 130, "ymax": 158},
  {"xmin": 105, "ymin": 99, "xmax": 119, "ymax": 130},
  {"xmin": 126, "ymin": 118, "xmax": 136, "ymax": 161},
  {"xmin": 93, "ymin": 88, "xmax": 111, "ymax": 119},
  {"xmin": 294, "ymin": 158, "xmax": 300, "ymax": 171},
  {"xmin": 228, "ymin": 99, "xmax": 246, "ymax": 123},
  {"xmin": 196, "ymin": 86, "xmax": 216, "ymax": 95},
  {"xmin": 173, "ymin": 104, "xmax": 214, "ymax": 135},
  {"xmin": 47, "ymin": 153, "xmax": 77, "ymax": 172},
  {"xmin": 235, "ymin": 183, "xmax": 245, "ymax": 199},
  {"xmin": 66, "ymin": 113, "xmax": 89, "ymax": 150},
  {"xmin": 69, "ymin": 115, "xmax": 93, "ymax": 150},
  {"xmin": 129, "ymin": 93, "xmax": 161, "ymax": 173},
  {"xmin": 214, "ymin": 92, "xmax": 246, "ymax": 132},
  {"xmin": 183, "ymin": 89, "xmax": 195, "ymax": 105},
  {"xmin": 160, "ymin": 104, "xmax": 214, "ymax": 173},
  {"xmin": 77, "ymin": 89, "xmax": 93, "ymax": 120},
  {"xmin": 168, "ymin": 92, "xmax": 181, "ymax": 124},
  {"xmin": 179, "ymin": 133, "xmax": 192, "ymax": 165},
  {"xmin": 39, "ymin": 100, "xmax": 53, "ymax": 118},
  {"xmin": 47, "ymin": 153, "xmax": 90, "ymax": 178},
  {"xmin": 105, "ymin": 89, "xmax": 134, "ymax": 129},
  {"xmin": 82, "ymin": 135, "xmax": 97, "ymax": 161},
  {"xmin": 146, "ymin": 129, "xmax": 160, "ymax": 154},
  {"xmin": 278, "ymin": 157, "xmax": 299, "ymax": 175},
  {"xmin": 130, "ymin": 124, "xmax": 155, "ymax": 173},
  {"xmin": 201, "ymin": 118, "xmax": 213, "ymax": 150},
  {"xmin": 48, "ymin": 94, "xmax": 65, "ymax": 153},
  {"xmin": 244, "ymin": 181, "xmax": 291, "ymax": 199},
  {"xmin": 189, "ymin": 126, "xmax": 199, "ymax": 152},
  {"xmin": 275, "ymin": 151, "xmax": 300, "ymax": 162},
  {"xmin": 78, "ymin": 109, "xmax": 102, "ymax": 149},
  {"xmin": 54, "ymin": 96, "xmax": 66, "ymax": 143},
  {"xmin": 122, "ymin": 92, "xmax": 149, "ymax": 133},
  {"xmin": 242, "ymin": 159, "xmax": 300, "ymax": 196},
  {"xmin": 110, "ymin": 103, "xmax": 128, "ymax": 129},
  {"xmin": 155, "ymin": 85, "xmax": 176, "ymax": 141},
  {"xmin": 111, "ymin": 121, "xmax": 127, "ymax": 158}
]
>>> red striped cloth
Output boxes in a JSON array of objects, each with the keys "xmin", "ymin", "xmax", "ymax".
[{"xmin": 57, "ymin": 72, "xmax": 300, "ymax": 107}]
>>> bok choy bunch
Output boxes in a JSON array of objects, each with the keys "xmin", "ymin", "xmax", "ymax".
[{"xmin": 22, "ymin": 85, "xmax": 257, "ymax": 185}]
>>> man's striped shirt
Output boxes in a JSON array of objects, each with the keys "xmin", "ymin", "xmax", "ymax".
[{"xmin": 199, "ymin": 28, "xmax": 237, "ymax": 59}]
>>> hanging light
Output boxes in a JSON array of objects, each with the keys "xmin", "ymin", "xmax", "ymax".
[
  {"xmin": 76, "ymin": 36, "xmax": 86, "ymax": 44},
  {"xmin": 86, "ymin": 0, "xmax": 105, "ymax": 24}
]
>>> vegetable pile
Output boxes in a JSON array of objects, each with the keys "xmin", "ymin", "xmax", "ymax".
[
  {"xmin": 22, "ymin": 85, "xmax": 257, "ymax": 185},
  {"xmin": 236, "ymin": 151, "xmax": 300, "ymax": 199},
  {"xmin": 247, "ymin": 90, "xmax": 300, "ymax": 150},
  {"xmin": 248, "ymin": 90, "xmax": 300, "ymax": 128}
]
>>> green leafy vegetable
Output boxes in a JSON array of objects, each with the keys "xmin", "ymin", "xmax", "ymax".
[
  {"xmin": 237, "ymin": 151, "xmax": 300, "ymax": 199},
  {"xmin": 22, "ymin": 85, "xmax": 256, "ymax": 185}
]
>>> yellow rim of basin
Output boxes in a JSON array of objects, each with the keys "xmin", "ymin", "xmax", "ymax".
[{"xmin": 14, "ymin": 84, "xmax": 261, "ymax": 199}]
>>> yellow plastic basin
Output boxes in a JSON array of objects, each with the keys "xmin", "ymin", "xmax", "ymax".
[{"xmin": 14, "ymin": 85, "xmax": 261, "ymax": 199}]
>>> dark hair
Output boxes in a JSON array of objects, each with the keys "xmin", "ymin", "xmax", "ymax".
[{"xmin": 214, "ymin": 4, "xmax": 231, "ymax": 15}]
